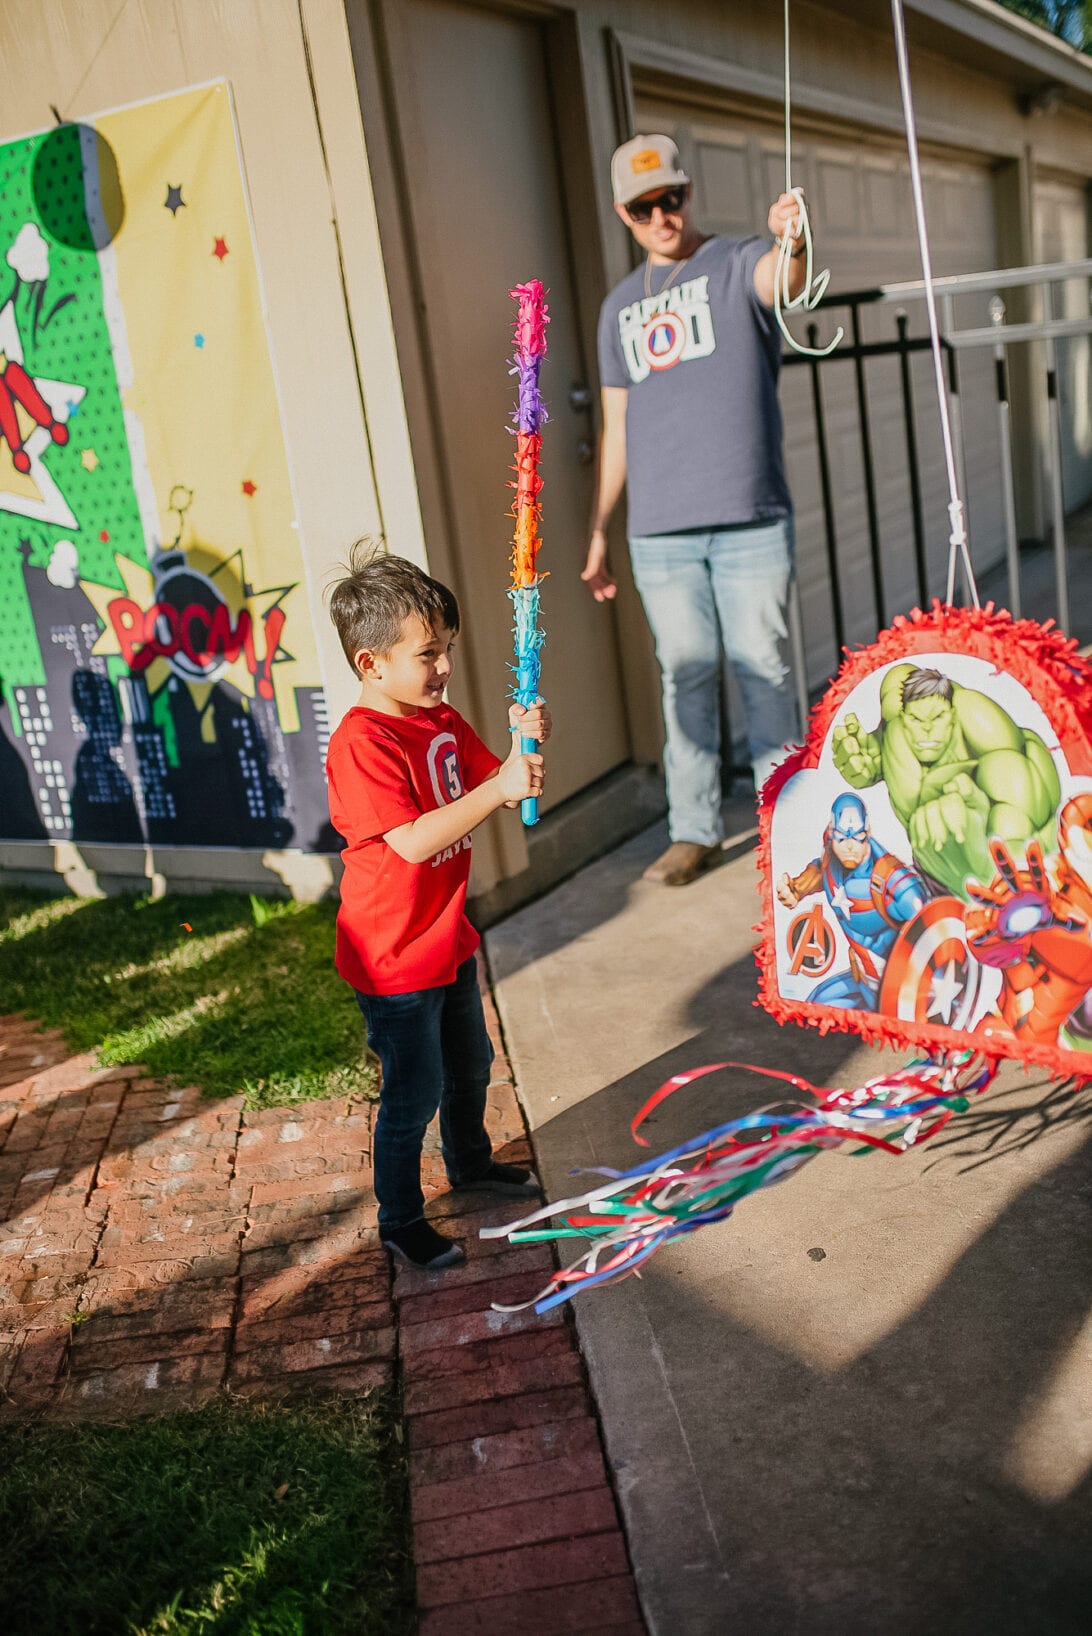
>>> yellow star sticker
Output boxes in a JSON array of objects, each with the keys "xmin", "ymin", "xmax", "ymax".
[{"xmin": 80, "ymin": 448, "xmax": 99, "ymax": 472}]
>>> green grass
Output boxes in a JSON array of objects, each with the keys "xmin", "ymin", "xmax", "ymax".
[
  {"xmin": 0, "ymin": 1394, "xmax": 413, "ymax": 1635},
  {"xmin": 0, "ymin": 888, "xmax": 377, "ymax": 1110}
]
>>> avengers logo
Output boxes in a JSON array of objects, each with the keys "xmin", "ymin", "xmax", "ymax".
[{"xmin": 787, "ymin": 905, "xmax": 836, "ymax": 977}]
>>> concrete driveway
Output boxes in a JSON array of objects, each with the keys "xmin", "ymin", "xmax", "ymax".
[{"xmin": 485, "ymin": 804, "xmax": 1092, "ymax": 1636}]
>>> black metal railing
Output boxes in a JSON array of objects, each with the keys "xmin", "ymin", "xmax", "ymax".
[{"xmin": 779, "ymin": 258, "xmax": 1092, "ymax": 701}]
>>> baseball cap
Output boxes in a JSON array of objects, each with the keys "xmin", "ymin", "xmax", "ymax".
[{"xmin": 610, "ymin": 134, "xmax": 690, "ymax": 208}]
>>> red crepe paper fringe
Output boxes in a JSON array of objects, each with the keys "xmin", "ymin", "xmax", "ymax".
[{"xmin": 510, "ymin": 278, "xmax": 549, "ymax": 357}]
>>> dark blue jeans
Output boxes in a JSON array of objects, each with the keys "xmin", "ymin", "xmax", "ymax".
[{"xmin": 355, "ymin": 955, "xmax": 494, "ymax": 1232}]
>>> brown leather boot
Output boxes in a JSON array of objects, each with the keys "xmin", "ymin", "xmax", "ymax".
[{"xmin": 642, "ymin": 840, "xmax": 722, "ymax": 886}]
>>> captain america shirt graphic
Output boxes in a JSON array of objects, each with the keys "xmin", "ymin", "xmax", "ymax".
[
  {"xmin": 597, "ymin": 232, "xmax": 789, "ymax": 537},
  {"xmin": 617, "ymin": 275, "xmax": 716, "ymax": 383}
]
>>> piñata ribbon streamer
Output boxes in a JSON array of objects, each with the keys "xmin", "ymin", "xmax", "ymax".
[
  {"xmin": 507, "ymin": 280, "xmax": 549, "ymax": 826},
  {"xmin": 482, "ymin": 1052, "xmax": 998, "ymax": 1313}
]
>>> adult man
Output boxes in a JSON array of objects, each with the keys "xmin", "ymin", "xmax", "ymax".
[{"xmin": 583, "ymin": 133, "xmax": 810, "ymax": 885}]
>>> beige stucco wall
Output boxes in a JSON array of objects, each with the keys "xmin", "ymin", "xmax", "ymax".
[
  {"xmin": 0, "ymin": 0, "xmax": 425, "ymax": 896},
  {"xmin": 3, "ymin": 0, "xmax": 432, "ymax": 729}
]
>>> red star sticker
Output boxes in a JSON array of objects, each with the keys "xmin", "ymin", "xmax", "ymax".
[
  {"xmin": 241, "ymin": 479, "xmax": 257, "ymax": 497},
  {"xmin": 212, "ymin": 237, "xmax": 229, "ymax": 261}
]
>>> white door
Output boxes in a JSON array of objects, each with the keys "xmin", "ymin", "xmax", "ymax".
[{"xmin": 635, "ymin": 93, "xmax": 1003, "ymax": 689}]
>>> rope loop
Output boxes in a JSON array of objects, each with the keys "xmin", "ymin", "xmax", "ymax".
[
  {"xmin": 773, "ymin": 186, "xmax": 844, "ymax": 359},
  {"xmin": 776, "ymin": 6, "xmax": 842, "ymax": 360}
]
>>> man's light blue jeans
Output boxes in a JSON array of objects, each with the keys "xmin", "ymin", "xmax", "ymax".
[{"xmin": 629, "ymin": 519, "xmax": 798, "ymax": 847}]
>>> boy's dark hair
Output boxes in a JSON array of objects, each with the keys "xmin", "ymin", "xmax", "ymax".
[{"xmin": 327, "ymin": 541, "xmax": 460, "ymax": 674}]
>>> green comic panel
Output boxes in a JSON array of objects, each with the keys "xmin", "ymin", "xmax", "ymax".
[{"xmin": 0, "ymin": 123, "xmax": 147, "ymax": 701}]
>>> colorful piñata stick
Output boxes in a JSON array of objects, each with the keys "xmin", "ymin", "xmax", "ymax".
[{"xmin": 508, "ymin": 280, "xmax": 549, "ymax": 826}]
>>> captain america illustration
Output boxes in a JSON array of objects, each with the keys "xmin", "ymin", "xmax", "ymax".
[{"xmin": 777, "ymin": 792, "xmax": 927, "ymax": 1008}]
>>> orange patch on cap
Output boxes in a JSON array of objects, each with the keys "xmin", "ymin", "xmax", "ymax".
[{"xmin": 631, "ymin": 148, "xmax": 662, "ymax": 174}]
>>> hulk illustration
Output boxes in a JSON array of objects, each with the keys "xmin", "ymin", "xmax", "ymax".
[{"xmin": 831, "ymin": 664, "xmax": 1060, "ymax": 899}]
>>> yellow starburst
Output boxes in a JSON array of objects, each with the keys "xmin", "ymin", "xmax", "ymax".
[{"xmin": 81, "ymin": 549, "xmax": 301, "ymax": 732}]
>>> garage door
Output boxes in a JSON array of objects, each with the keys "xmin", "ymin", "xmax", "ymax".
[
  {"xmin": 635, "ymin": 92, "xmax": 1004, "ymax": 688},
  {"xmin": 1034, "ymin": 174, "xmax": 1092, "ymax": 513}
]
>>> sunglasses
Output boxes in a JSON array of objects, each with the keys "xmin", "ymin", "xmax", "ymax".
[{"xmin": 625, "ymin": 185, "xmax": 688, "ymax": 224}]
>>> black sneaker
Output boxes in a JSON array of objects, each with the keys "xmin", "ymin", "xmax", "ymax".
[
  {"xmin": 451, "ymin": 1161, "xmax": 540, "ymax": 1198},
  {"xmin": 381, "ymin": 1220, "xmax": 465, "ymax": 1269}
]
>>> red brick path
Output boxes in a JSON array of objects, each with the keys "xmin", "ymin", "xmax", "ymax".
[
  {"xmin": 0, "ymin": 959, "xmax": 645, "ymax": 1634},
  {"xmin": 0, "ymin": 1015, "xmax": 390, "ymax": 1416}
]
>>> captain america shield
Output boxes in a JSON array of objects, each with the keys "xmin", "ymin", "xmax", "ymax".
[{"xmin": 877, "ymin": 896, "xmax": 983, "ymax": 1031}]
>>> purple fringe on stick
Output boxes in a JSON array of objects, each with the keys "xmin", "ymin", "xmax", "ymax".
[{"xmin": 511, "ymin": 355, "xmax": 548, "ymax": 436}]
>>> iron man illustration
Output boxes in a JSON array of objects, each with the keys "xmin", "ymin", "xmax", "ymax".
[{"xmin": 965, "ymin": 794, "xmax": 1092, "ymax": 1051}]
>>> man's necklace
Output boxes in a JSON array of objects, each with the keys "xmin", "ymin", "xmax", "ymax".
[{"xmin": 643, "ymin": 238, "xmax": 705, "ymax": 300}]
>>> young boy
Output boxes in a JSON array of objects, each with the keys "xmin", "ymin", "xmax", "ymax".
[{"xmin": 326, "ymin": 547, "xmax": 550, "ymax": 1269}]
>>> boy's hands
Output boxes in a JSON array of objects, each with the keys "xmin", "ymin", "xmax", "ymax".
[
  {"xmin": 382, "ymin": 700, "xmax": 549, "ymax": 861},
  {"xmin": 499, "ymin": 700, "xmax": 548, "ymax": 807},
  {"xmin": 508, "ymin": 699, "xmax": 552, "ymax": 743},
  {"xmin": 498, "ymin": 732, "xmax": 544, "ymax": 806}
]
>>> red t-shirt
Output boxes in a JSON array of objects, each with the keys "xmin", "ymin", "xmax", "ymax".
[{"xmin": 326, "ymin": 703, "xmax": 502, "ymax": 995}]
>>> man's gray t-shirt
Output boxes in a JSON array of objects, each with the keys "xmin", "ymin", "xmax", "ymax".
[{"xmin": 597, "ymin": 234, "xmax": 790, "ymax": 538}]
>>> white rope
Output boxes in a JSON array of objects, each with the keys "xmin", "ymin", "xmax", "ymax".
[
  {"xmin": 774, "ymin": 0, "xmax": 843, "ymax": 359},
  {"xmin": 784, "ymin": 0, "xmax": 793, "ymax": 189},
  {"xmin": 889, "ymin": 0, "xmax": 979, "ymax": 607}
]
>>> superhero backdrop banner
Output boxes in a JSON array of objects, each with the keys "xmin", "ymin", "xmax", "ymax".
[
  {"xmin": 0, "ymin": 84, "xmax": 333, "ymax": 854},
  {"xmin": 758, "ymin": 605, "xmax": 1092, "ymax": 1080}
]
